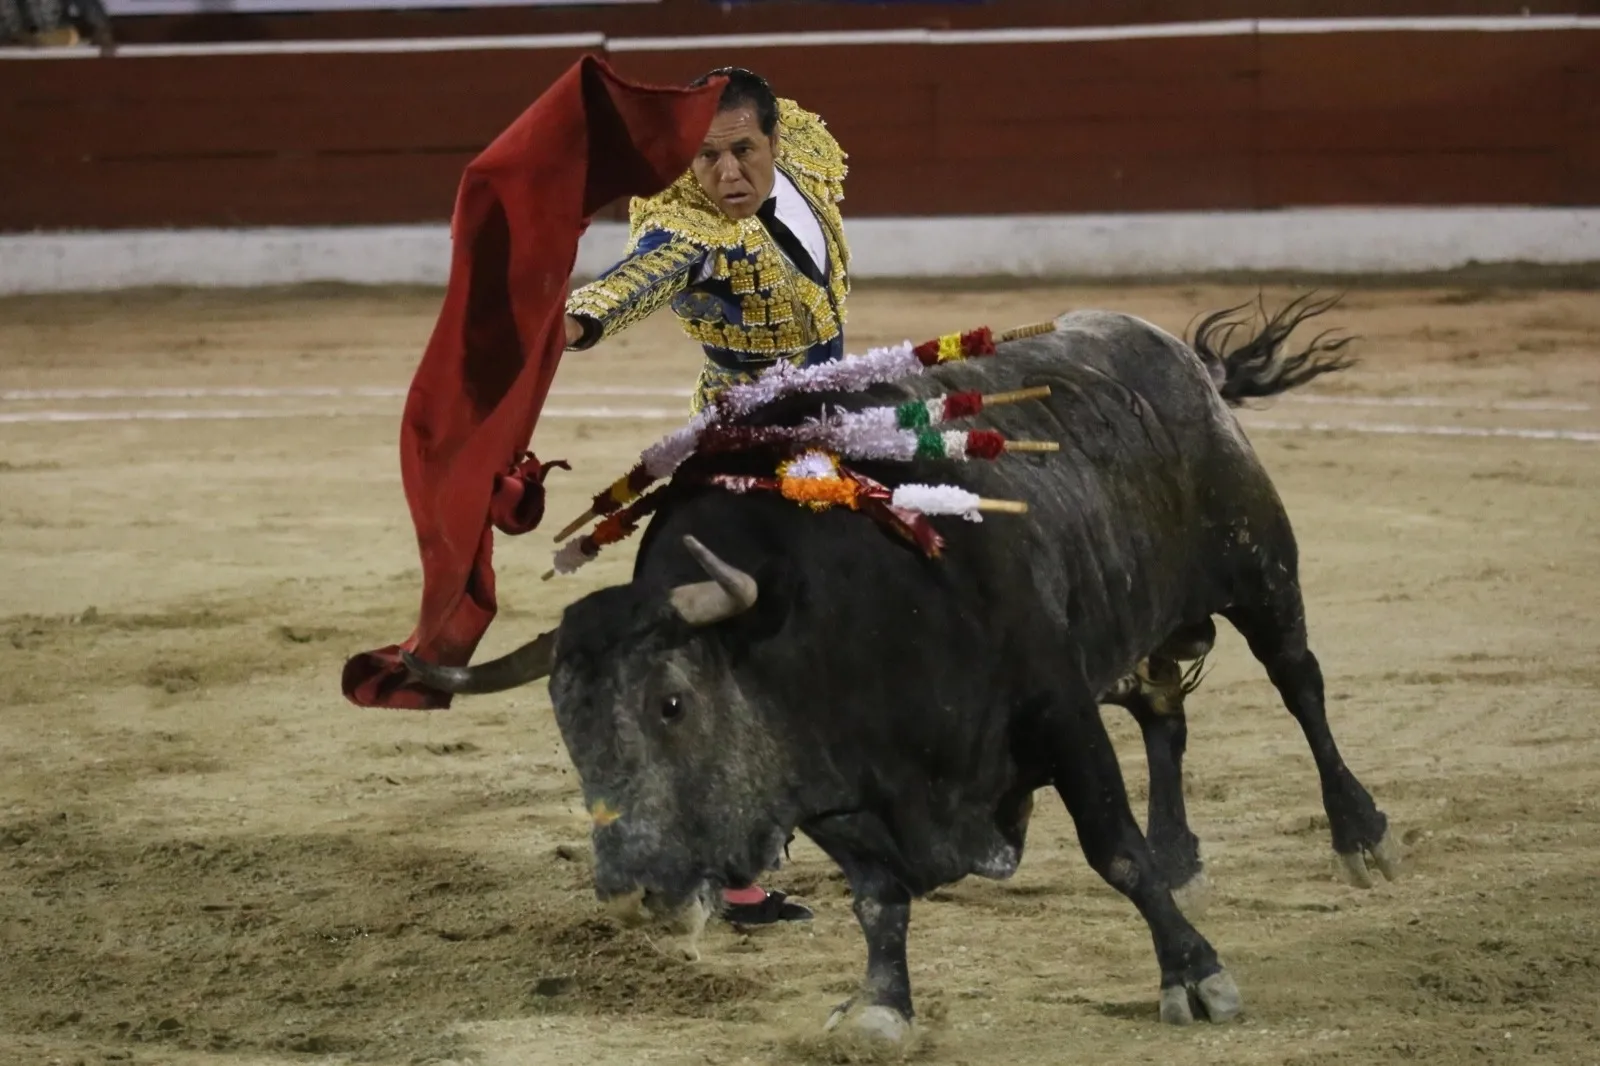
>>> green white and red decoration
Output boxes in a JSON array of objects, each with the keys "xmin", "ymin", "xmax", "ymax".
[{"xmin": 544, "ymin": 321, "xmax": 1060, "ymax": 578}]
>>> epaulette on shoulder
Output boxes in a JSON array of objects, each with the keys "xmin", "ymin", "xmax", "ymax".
[{"xmin": 774, "ymin": 98, "xmax": 848, "ymax": 202}]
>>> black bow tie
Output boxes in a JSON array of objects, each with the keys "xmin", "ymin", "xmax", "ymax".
[{"xmin": 755, "ymin": 195, "xmax": 824, "ymax": 284}]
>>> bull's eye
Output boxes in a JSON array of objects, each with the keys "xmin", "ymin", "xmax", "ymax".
[{"xmin": 660, "ymin": 695, "xmax": 684, "ymax": 722}]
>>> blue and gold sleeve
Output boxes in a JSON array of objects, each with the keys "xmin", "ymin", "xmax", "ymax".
[{"xmin": 564, "ymin": 229, "xmax": 706, "ymax": 350}]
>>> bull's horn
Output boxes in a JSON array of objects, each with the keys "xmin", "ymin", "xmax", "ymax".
[
  {"xmin": 399, "ymin": 628, "xmax": 557, "ymax": 694},
  {"xmin": 670, "ymin": 535, "xmax": 758, "ymax": 626}
]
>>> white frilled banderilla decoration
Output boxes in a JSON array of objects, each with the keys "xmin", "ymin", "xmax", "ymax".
[
  {"xmin": 706, "ymin": 452, "xmax": 1032, "ymax": 522},
  {"xmin": 545, "ymin": 321, "xmax": 1061, "ymax": 578}
]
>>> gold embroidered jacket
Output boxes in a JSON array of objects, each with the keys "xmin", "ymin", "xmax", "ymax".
[{"xmin": 565, "ymin": 99, "xmax": 850, "ymax": 407}]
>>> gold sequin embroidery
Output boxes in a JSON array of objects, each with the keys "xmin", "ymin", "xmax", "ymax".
[{"xmin": 566, "ymin": 98, "xmax": 850, "ymax": 361}]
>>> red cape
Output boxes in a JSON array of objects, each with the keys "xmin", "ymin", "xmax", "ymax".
[{"xmin": 341, "ymin": 56, "xmax": 726, "ymax": 710}]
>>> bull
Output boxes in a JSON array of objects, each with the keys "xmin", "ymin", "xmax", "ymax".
[{"xmin": 402, "ymin": 296, "xmax": 1399, "ymax": 1042}]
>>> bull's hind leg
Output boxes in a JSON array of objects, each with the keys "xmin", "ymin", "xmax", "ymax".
[
  {"xmin": 1045, "ymin": 685, "xmax": 1241, "ymax": 1025},
  {"xmin": 1103, "ymin": 620, "xmax": 1217, "ymax": 917},
  {"xmin": 1222, "ymin": 599, "xmax": 1399, "ymax": 887},
  {"xmin": 1105, "ymin": 657, "xmax": 1209, "ymax": 916}
]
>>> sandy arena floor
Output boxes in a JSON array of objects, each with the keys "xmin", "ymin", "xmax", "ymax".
[{"xmin": 1, "ymin": 282, "xmax": 1597, "ymax": 1066}]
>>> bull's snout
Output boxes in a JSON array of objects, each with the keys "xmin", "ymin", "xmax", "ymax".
[
  {"xmin": 599, "ymin": 884, "xmax": 704, "ymax": 928},
  {"xmin": 596, "ymin": 881, "xmax": 714, "ymax": 963},
  {"xmin": 590, "ymin": 819, "xmax": 707, "ymax": 926},
  {"xmin": 599, "ymin": 885, "xmax": 652, "ymax": 927},
  {"xmin": 583, "ymin": 798, "xmax": 726, "ymax": 959}
]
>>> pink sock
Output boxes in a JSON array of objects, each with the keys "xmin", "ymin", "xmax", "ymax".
[{"xmin": 722, "ymin": 884, "xmax": 767, "ymax": 905}]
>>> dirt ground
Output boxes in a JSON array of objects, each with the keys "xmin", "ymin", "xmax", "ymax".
[{"xmin": 1, "ymin": 281, "xmax": 1597, "ymax": 1066}]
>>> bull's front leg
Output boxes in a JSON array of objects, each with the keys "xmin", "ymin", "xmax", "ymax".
[
  {"xmin": 1045, "ymin": 682, "xmax": 1242, "ymax": 1025},
  {"xmin": 823, "ymin": 857, "xmax": 915, "ymax": 1045}
]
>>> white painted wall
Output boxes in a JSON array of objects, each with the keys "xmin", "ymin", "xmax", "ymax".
[{"xmin": 2, "ymin": 208, "xmax": 1597, "ymax": 295}]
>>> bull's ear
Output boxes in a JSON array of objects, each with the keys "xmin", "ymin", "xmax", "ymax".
[{"xmin": 669, "ymin": 535, "xmax": 758, "ymax": 626}]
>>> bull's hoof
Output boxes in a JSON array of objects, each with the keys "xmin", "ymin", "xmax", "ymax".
[
  {"xmin": 1335, "ymin": 828, "xmax": 1402, "ymax": 888},
  {"xmin": 824, "ymin": 1000, "xmax": 916, "ymax": 1050},
  {"xmin": 1159, "ymin": 968, "xmax": 1242, "ymax": 1026},
  {"xmin": 1170, "ymin": 869, "xmax": 1212, "ymax": 920}
]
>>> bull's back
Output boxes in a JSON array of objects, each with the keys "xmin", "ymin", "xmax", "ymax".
[
  {"xmin": 940, "ymin": 310, "xmax": 1235, "ymax": 463},
  {"xmin": 854, "ymin": 311, "xmax": 1268, "ymax": 688}
]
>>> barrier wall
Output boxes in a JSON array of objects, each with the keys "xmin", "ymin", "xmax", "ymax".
[
  {"xmin": 96, "ymin": 0, "xmax": 1600, "ymax": 45},
  {"xmin": 3, "ymin": 17, "xmax": 1597, "ymax": 233}
]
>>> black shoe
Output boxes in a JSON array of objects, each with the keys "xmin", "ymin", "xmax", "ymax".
[{"xmin": 722, "ymin": 890, "xmax": 813, "ymax": 926}]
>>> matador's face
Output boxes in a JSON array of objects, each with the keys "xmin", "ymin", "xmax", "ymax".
[{"xmin": 691, "ymin": 104, "xmax": 778, "ymax": 222}]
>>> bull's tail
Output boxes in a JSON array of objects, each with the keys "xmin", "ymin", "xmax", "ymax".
[{"xmin": 1190, "ymin": 291, "xmax": 1357, "ymax": 407}]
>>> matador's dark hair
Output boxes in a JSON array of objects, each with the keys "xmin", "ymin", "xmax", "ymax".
[{"xmin": 691, "ymin": 66, "xmax": 779, "ymax": 137}]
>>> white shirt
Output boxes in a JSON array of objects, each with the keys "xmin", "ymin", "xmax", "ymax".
[
  {"xmin": 695, "ymin": 169, "xmax": 827, "ymax": 282},
  {"xmin": 769, "ymin": 168, "xmax": 829, "ymax": 278}
]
